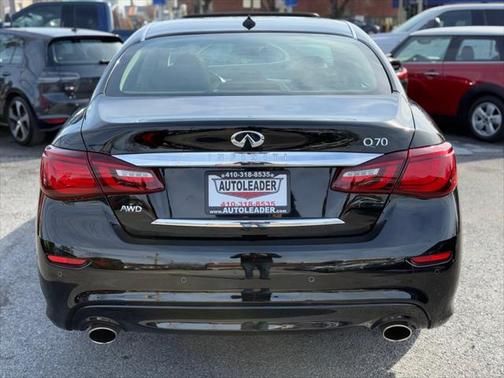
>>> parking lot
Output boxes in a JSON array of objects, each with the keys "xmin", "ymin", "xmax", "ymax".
[{"xmin": 0, "ymin": 127, "xmax": 503, "ymax": 377}]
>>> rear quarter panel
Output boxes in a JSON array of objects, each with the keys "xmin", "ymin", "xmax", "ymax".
[{"xmin": 401, "ymin": 62, "xmax": 446, "ymax": 116}]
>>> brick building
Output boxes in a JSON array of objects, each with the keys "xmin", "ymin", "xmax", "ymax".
[{"xmin": 182, "ymin": 0, "xmax": 396, "ymax": 22}]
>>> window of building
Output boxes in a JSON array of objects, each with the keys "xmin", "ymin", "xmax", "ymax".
[{"xmin": 243, "ymin": 0, "xmax": 261, "ymax": 9}]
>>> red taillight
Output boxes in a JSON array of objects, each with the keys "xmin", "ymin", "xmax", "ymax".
[
  {"xmin": 331, "ymin": 151, "xmax": 407, "ymax": 194},
  {"xmin": 47, "ymin": 254, "xmax": 88, "ymax": 267},
  {"xmin": 43, "ymin": 117, "xmax": 68, "ymax": 125},
  {"xmin": 395, "ymin": 143, "xmax": 457, "ymax": 198},
  {"xmin": 396, "ymin": 68, "xmax": 408, "ymax": 81},
  {"xmin": 409, "ymin": 251, "xmax": 452, "ymax": 266},
  {"xmin": 40, "ymin": 146, "xmax": 164, "ymax": 200},
  {"xmin": 331, "ymin": 142, "xmax": 457, "ymax": 198},
  {"xmin": 88, "ymin": 153, "xmax": 164, "ymax": 196},
  {"xmin": 40, "ymin": 146, "xmax": 99, "ymax": 199}
]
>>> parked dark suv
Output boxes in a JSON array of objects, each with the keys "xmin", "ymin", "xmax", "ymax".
[
  {"xmin": 0, "ymin": 27, "xmax": 121, "ymax": 145},
  {"xmin": 6, "ymin": 1, "xmax": 135, "ymax": 41}
]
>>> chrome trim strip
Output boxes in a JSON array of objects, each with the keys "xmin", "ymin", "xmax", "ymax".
[
  {"xmin": 444, "ymin": 61, "xmax": 504, "ymax": 64},
  {"xmin": 140, "ymin": 21, "xmax": 154, "ymax": 42},
  {"xmin": 344, "ymin": 20, "xmax": 357, "ymax": 39},
  {"xmin": 113, "ymin": 152, "xmax": 381, "ymax": 168},
  {"xmin": 151, "ymin": 218, "xmax": 345, "ymax": 228}
]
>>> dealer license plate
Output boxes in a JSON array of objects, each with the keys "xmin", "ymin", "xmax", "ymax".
[{"xmin": 206, "ymin": 170, "xmax": 289, "ymax": 215}]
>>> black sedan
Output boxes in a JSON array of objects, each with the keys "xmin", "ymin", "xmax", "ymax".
[
  {"xmin": 0, "ymin": 27, "xmax": 121, "ymax": 145},
  {"xmin": 37, "ymin": 16, "xmax": 460, "ymax": 344}
]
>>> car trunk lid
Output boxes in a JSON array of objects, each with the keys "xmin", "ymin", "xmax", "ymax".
[{"xmin": 82, "ymin": 94, "xmax": 414, "ymax": 239}]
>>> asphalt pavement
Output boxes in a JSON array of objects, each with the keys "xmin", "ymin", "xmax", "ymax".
[{"xmin": 0, "ymin": 127, "xmax": 503, "ymax": 377}]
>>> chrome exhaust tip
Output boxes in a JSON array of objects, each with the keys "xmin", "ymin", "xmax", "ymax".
[
  {"xmin": 88, "ymin": 326, "xmax": 118, "ymax": 345},
  {"xmin": 381, "ymin": 323, "xmax": 413, "ymax": 342}
]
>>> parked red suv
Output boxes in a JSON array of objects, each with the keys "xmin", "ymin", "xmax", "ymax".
[{"xmin": 392, "ymin": 26, "xmax": 504, "ymax": 141}]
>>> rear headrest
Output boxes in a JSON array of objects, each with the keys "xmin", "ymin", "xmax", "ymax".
[
  {"xmin": 164, "ymin": 53, "xmax": 210, "ymax": 92},
  {"xmin": 459, "ymin": 46, "xmax": 475, "ymax": 61}
]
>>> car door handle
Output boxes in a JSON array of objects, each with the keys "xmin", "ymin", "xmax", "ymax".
[
  {"xmin": 1, "ymin": 72, "xmax": 10, "ymax": 77},
  {"xmin": 423, "ymin": 70, "xmax": 440, "ymax": 77}
]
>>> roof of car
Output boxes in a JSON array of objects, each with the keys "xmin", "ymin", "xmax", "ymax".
[
  {"xmin": 427, "ymin": 2, "xmax": 504, "ymax": 11},
  {"xmin": 2, "ymin": 27, "xmax": 118, "ymax": 39},
  {"xmin": 142, "ymin": 16, "xmax": 355, "ymax": 41},
  {"xmin": 412, "ymin": 26, "xmax": 504, "ymax": 37},
  {"xmin": 17, "ymin": 0, "xmax": 107, "ymax": 6}
]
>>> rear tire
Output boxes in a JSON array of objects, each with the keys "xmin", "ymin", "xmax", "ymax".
[
  {"xmin": 467, "ymin": 95, "xmax": 504, "ymax": 142},
  {"xmin": 7, "ymin": 96, "xmax": 45, "ymax": 146}
]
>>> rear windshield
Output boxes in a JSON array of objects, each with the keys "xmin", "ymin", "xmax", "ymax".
[
  {"xmin": 49, "ymin": 38, "xmax": 122, "ymax": 65},
  {"xmin": 106, "ymin": 33, "xmax": 391, "ymax": 96}
]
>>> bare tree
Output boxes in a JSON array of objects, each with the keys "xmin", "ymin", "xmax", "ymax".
[
  {"xmin": 203, "ymin": 0, "xmax": 213, "ymax": 13},
  {"xmin": 9, "ymin": 0, "xmax": 16, "ymax": 15},
  {"xmin": 329, "ymin": 0, "xmax": 352, "ymax": 19},
  {"xmin": 196, "ymin": 0, "xmax": 213, "ymax": 14},
  {"xmin": 262, "ymin": 0, "xmax": 278, "ymax": 11}
]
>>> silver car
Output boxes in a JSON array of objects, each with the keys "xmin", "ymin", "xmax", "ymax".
[{"xmin": 372, "ymin": 3, "xmax": 504, "ymax": 53}]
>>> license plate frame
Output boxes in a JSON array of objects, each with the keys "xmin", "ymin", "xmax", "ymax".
[{"xmin": 205, "ymin": 170, "xmax": 290, "ymax": 216}]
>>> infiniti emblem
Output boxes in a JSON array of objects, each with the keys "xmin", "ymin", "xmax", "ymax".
[{"xmin": 230, "ymin": 131, "xmax": 265, "ymax": 149}]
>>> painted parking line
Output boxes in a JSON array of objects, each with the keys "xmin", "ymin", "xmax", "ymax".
[{"xmin": 450, "ymin": 141, "xmax": 504, "ymax": 156}]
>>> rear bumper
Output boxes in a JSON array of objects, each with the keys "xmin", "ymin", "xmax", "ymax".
[
  {"xmin": 71, "ymin": 302, "xmax": 429, "ymax": 333},
  {"xmin": 35, "ymin": 97, "xmax": 89, "ymax": 130},
  {"xmin": 37, "ymin": 193, "xmax": 461, "ymax": 333},
  {"xmin": 38, "ymin": 245, "xmax": 458, "ymax": 333}
]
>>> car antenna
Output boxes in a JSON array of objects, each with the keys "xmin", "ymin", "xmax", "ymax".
[{"xmin": 242, "ymin": 15, "xmax": 256, "ymax": 30}]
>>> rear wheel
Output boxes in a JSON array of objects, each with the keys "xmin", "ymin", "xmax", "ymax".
[
  {"xmin": 7, "ymin": 96, "xmax": 44, "ymax": 146},
  {"xmin": 467, "ymin": 96, "xmax": 504, "ymax": 142}
]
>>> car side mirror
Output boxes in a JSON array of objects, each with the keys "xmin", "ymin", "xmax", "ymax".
[
  {"xmin": 388, "ymin": 57, "xmax": 402, "ymax": 70},
  {"xmin": 3, "ymin": 14, "xmax": 12, "ymax": 28},
  {"xmin": 423, "ymin": 17, "xmax": 441, "ymax": 30}
]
